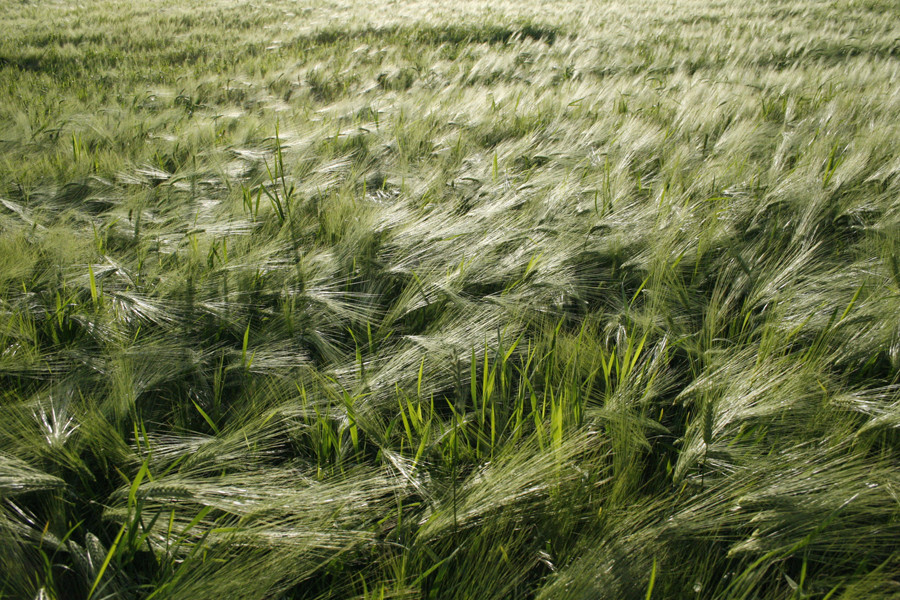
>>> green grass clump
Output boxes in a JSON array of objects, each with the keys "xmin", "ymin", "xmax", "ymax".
[{"xmin": 1, "ymin": 0, "xmax": 899, "ymax": 598}]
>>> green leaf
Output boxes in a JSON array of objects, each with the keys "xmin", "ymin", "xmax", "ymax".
[
  {"xmin": 87, "ymin": 523, "xmax": 126, "ymax": 600},
  {"xmin": 128, "ymin": 460, "xmax": 150, "ymax": 508},
  {"xmin": 645, "ymin": 557, "xmax": 657, "ymax": 600},
  {"xmin": 88, "ymin": 264, "xmax": 98, "ymax": 305},
  {"xmin": 191, "ymin": 399, "xmax": 220, "ymax": 435}
]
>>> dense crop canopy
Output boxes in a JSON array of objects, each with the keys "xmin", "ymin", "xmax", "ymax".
[{"xmin": 1, "ymin": 0, "xmax": 899, "ymax": 598}]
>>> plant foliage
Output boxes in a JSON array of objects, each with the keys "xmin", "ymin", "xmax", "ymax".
[{"xmin": 1, "ymin": 0, "xmax": 899, "ymax": 598}]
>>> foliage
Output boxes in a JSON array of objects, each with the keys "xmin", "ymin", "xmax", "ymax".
[{"xmin": 1, "ymin": 0, "xmax": 899, "ymax": 597}]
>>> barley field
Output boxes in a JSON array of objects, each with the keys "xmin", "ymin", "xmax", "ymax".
[{"xmin": 1, "ymin": 0, "xmax": 899, "ymax": 598}]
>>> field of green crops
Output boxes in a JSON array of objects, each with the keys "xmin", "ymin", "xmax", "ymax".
[{"xmin": 1, "ymin": 0, "xmax": 899, "ymax": 597}]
